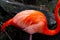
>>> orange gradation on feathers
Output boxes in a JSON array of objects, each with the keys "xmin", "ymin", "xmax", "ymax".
[
  {"xmin": 22, "ymin": 11, "xmax": 46, "ymax": 27},
  {"xmin": 22, "ymin": 11, "xmax": 47, "ymax": 34}
]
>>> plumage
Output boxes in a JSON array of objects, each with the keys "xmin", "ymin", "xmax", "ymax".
[{"xmin": 1, "ymin": 0, "xmax": 60, "ymax": 40}]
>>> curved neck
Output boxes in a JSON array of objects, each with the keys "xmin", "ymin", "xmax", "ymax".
[
  {"xmin": 54, "ymin": 0, "xmax": 60, "ymax": 24},
  {"xmin": 43, "ymin": 25, "xmax": 60, "ymax": 35},
  {"xmin": 43, "ymin": 0, "xmax": 60, "ymax": 35}
]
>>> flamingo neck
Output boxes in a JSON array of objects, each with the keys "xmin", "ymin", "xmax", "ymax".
[
  {"xmin": 43, "ymin": 25, "xmax": 59, "ymax": 35},
  {"xmin": 43, "ymin": 0, "xmax": 60, "ymax": 35},
  {"xmin": 54, "ymin": 0, "xmax": 60, "ymax": 24}
]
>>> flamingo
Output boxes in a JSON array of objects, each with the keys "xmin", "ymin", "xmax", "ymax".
[{"xmin": 1, "ymin": 0, "xmax": 60, "ymax": 40}]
